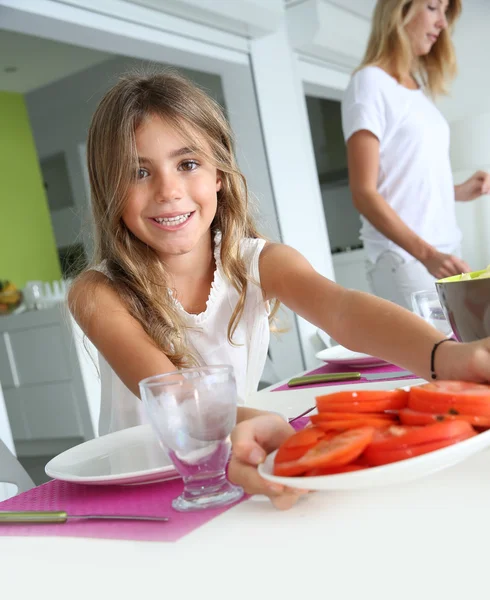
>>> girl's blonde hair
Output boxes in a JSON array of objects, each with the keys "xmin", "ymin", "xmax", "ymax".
[
  {"xmin": 358, "ymin": 0, "xmax": 462, "ymax": 96},
  {"xmin": 79, "ymin": 69, "xmax": 277, "ymax": 368}
]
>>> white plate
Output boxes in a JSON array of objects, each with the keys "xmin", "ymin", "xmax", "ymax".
[
  {"xmin": 45, "ymin": 425, "xmax": 180, "ymax": 486},
  {"xmin": 315, "ymin": 345, "xmax": 388, "ymax": 368},
  {"xmin": 258, "ymin": 428, "xmax": 490, "ymax": 491}
]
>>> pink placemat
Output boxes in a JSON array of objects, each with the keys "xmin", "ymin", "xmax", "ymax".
[
  {"xmin": 272, "ymin": 362, "xmax": 417, "ymax": 392},
  {"xmin": 0, "ymin": 477, "xmax": 246, "ymax": 543},
  {"xmin": 0, "ymin": 418, "xmax": 311, "ymax": 542}
]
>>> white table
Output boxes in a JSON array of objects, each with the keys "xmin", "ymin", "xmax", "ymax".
[{"xmin": 2, "ymin": 375, "xmax": 489, "ymax": 600}]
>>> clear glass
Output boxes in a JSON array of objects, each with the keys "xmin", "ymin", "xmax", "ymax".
[
  {"xmin": 411, "ymin": 290, "xmax": 453, "ymax": 337},
  {"xmin": 139, "ymin": 365, "xmax": 243, "ymax": 512}
]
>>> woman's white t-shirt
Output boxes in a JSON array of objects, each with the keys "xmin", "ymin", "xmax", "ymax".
[
  {"xmin": 95, "ymin": 234, "xmax": 271, "ymax": 435},
  {"xmin": 341, "ymin": 66, "xmax": 462, "ymax": 264}
]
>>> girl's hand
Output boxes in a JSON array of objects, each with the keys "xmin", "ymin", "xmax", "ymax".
[
  {"xmin": 228, "ymin": 414, "xmax": 308, "ymax": 510},
  {"xmin": 455, "ymin": 170, "xmax": 490, "ymax": 202},
  {"xmin": 437, "ymin": 338, "xmax": 490, "ymax": 383}
]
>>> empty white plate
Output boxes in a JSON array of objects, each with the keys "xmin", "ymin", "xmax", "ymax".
[
  {"xmin": 258, "ymin": 428, "xmax": 490, "ymax": 491},
  {"xmin": 45, "ymin": 425, "xmax": 180, "ymax": 486},
  {"xmin": 315, "ymin": 345, "xmax": 388, "ymax": 368}
]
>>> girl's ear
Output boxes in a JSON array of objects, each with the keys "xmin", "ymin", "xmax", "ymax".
[{"xmin": 216, "ymin": 174, "xmax": 222, "ymax": 192}]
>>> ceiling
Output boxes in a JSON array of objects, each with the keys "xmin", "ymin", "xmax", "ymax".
[
  {"xmin": 327, "ymin": 0, "xmax": 376, "ymax": 19},
  {"xmin": 285, "ymin": 0, "xmax": 375, "ymax": 19},
  {"xmin": 0, "ymin": 30, "xmax": 112, "ymax": 94}
]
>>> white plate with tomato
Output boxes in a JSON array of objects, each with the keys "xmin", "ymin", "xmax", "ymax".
[{"xmin": 258, "ymin": 381, "xmax": 490, "ymax": 491}]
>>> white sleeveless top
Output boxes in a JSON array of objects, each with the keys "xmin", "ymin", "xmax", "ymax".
[{"xmin": 95, "ymin": 234, "xmax": 270, "ymax": 435}]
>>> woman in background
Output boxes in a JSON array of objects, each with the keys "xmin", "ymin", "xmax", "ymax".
[{"xmin": 342, "ymin": 0, "xmax": 490, "ymax": 310}]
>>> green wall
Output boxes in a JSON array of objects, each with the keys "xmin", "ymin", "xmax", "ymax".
[{"xmin": 0, "ymin": 91, "xmax": 61, "ymax": 289}]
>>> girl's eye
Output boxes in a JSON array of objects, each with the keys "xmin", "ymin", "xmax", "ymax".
[
  {"xmin": 179, "ymin": 160, "xmax": 199, "ymax": 172},
  {"xmin": 137, "ymin": 168, "xmax": 149, "ymax": 179}
]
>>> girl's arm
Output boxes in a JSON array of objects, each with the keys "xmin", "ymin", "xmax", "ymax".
[
  {"xmin": 68, "ymin": 272, "xmax": 183, "ymax": 398},
  {"xmin": 347, "ymin": 130, "xmax": 469, "ymax": 278},
  {"xmin": 259, "ymin": 243, "xmax": 490, "ymax": 383},
  {"xmin": 69, "ymin": 272, "xmax": 271, "ymax": 421}
]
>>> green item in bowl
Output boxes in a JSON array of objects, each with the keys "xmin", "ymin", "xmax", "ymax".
[{"xmin": 438, "ymin": 266, "xmax": 490, "ymax": 283}]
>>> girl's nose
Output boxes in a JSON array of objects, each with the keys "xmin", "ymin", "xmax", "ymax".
[{"xmin": 156, "ymin": 173, "xmax": 182, "ymax": 203}]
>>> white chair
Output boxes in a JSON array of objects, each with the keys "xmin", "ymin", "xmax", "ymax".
[{"xmin": 0, "ymin": 380, "xmax": 35, "ymax": 500}]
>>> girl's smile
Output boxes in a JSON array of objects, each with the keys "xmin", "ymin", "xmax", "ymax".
[{"xmin": 150, "ymin": 210, "xmax": 195, "ymax": 230}]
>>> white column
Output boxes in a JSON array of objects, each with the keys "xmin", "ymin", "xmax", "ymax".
[
  {"xmin": 220, "ymin": 64, "xmax": 305, "ymax": 379},
  {"xmin": 250, "ymin": 24, "xmax": 334, "ymax": 368}
]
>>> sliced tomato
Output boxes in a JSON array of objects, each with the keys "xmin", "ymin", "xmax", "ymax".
[
  {"xmin": 399, "ymin": 408, "xmax": 490, "ymax": 428},
  {"xmin": 315, "ymin": 417, "xmax": 392, "ymax": 432},
  {"xmin": 310, "ymin": 412, "xmax": 397, "ymax": 424},
  {"xmin": 305, "ymin": 464, "xmax": 367, "ymax": 476},
  {"xmin": 281, "ymin": 426, "xmax": 325, "ymax": 449},
  {"xmin": 313, "ymin": 400, "xmax": 407, "ymax": 414},
  {"xmin": 363, "ymin": 432, "xmax": 476, "ymax": 466},
  {"xmin": 316, "ymin": 389, "xmax": 409, "ymax": 413},
  {"xmin": 409, "ymin": 381, "xmax": 490, "ymax": 417},
  {"xmin": 273, "ymin": 427, "xmax": 375, "ymax": 477},
  {"xmin": 366, "ymin": 420, "xmax": 473, "ymax": 451},
  {"xmin": 274, "ymin": 445, "xmax": 309, "ymax": 464}
]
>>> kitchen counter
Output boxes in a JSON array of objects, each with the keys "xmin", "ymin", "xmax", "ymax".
[{"xmin": 0, "ymin": 304, "xmax": 99, "ymax": 456}]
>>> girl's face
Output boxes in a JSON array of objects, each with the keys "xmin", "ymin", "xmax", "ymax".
[
  {"xmin": 123, "ymin": 115, "xmax": 221, "ymax": 261},
  {"xmin": 405, "ymin": 0, "xmax": 449, "ymax": 57}
]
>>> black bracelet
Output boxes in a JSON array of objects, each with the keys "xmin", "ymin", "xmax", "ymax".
[{"xmin": 430, "ymin": 338, "xmax": 456, "ymax": 380}]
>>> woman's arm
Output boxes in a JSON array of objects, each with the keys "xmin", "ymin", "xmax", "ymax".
[
  {"xmin": 259, "ymin": 243, "xmax": 490, "ymax": 383},
  {"xmin": 347, "ymin": 130, "xmax": 469, "ymax": 278}
]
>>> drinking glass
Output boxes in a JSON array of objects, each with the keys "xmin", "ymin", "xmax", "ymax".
[
  {"xmin": 411, "ymin": 290, "xmax": 454, "ymax": 337},
  {"xmin": 139, "ymin": 365, "xmax": 244, "ymax": 512}
]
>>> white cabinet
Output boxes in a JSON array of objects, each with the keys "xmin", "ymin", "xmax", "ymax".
[
  {"xmin": 332, "ymin": 248, "xmax": 373, "ymax": 294},
  {"xmin": 0, "ymin": 305, "xmax": 98, "ymax": 456}
]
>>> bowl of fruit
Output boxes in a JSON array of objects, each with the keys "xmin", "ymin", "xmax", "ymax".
[{"xmin": 0, "ymin": 280, "xmax": 22, "ymax": 315}]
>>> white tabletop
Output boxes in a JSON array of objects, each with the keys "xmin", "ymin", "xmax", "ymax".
[{"xmin": 2, "ymin": 376, "xmax": 488, "ymax": 600}]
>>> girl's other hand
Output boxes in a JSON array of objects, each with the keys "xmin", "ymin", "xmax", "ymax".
[
  {"xmin": 436, "ymin": 338, "xmax": 490, "ymax": 383},
  {"xmin": 228, "ymin": 414, "xmax": 308, "ymax": 510}
]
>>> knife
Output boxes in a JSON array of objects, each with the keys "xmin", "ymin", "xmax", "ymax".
[
  {"xmin": 0, "ymin": 511, "xmax": 169, "ymax": 524},
  {"xmin": 287, "ymin": 370, "xmax": 413, "ymax": 387}
]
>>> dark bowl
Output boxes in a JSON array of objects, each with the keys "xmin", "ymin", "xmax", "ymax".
[{"xmin": 436, "ymin": 269, "xmax": 490, "ymax": 342}]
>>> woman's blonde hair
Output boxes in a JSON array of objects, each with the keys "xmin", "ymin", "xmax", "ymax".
[
  {"xmin": 358, "ymin": 0, "xmax": 462, "ymax": 96},
  {"xmin": 77, "ymin": 69, "xmax": 277, "ymax": 368}
]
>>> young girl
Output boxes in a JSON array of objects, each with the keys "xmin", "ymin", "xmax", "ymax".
[
  {"xmin": 342, "ymin": 0, "xmax": 490, "ymax": 310},
  {"xmin": 70, "ymin": 69, "xmax": 490, "ymax": 510}
]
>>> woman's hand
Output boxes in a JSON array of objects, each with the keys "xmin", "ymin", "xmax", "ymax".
[
  {"xmin": 421, "ymin": 249, "xmax": 470, "ymax": 279},
  {"xmin": 228, "ymin": 414, "xmax": 308, "ymax": 510},
  {"xmin": 455, "ymin": 171, "xmax": 490, "ymax": 202}
]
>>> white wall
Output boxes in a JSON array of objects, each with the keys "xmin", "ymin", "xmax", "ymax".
[
  {"xmin": 437, "ymin": 0, "xmax": 490, "ymax": 124},
  {"xmin": 437, "ymin": 0, "xmax": 490, "ymax": 271}
]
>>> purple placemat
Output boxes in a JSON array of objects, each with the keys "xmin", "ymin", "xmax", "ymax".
[
  {"xmin": 0, "ymin": 477, "xmax": 246, "ymax": 542},
  {"xmin": 272, "ymin": 362, "xmax": 417, "ymax": 392},
  {"xmin": 290, "ymin": 417, "xmax": 310, "ymax": 431}
]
